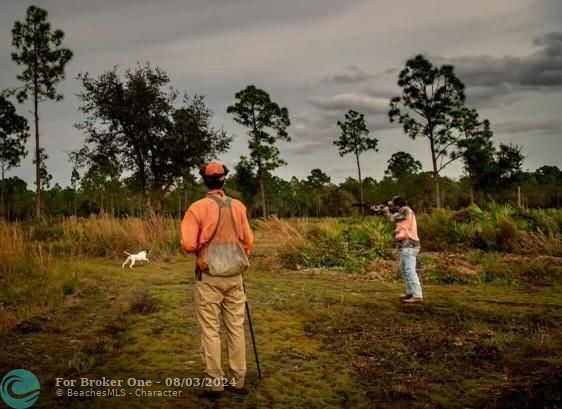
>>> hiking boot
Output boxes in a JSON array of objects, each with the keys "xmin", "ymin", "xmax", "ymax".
[
  {"xmin": 402, "ymin": 297, "xmax": 424, "ymax": 304},
  {"xmin": 225, "ymin": 384, "xmax": 250, "ymax": 395},
  {"xmin": 399, "ymin": 293, "xmax": 413, "ymax": 300}
]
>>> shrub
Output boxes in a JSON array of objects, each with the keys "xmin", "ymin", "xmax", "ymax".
[
  {"xmin": 30, "ymin": 222, "xmax": 64, "ymax": 242},
  {"xmin": 271, "ymin": 217, "xmax": 393, "ymax": 272},
  {"xmin": 513, "ymin": 208, "xmax": 560, "ymax": 235},
  {"xmin": 418, "ymin": 210, "xmax": 452, "ymax": 250},
  {"xmin": 518, "ymin": 231, "xmax": 561, "ymax": 257}
]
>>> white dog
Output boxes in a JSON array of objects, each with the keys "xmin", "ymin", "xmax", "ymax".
[{"xmin": 122, "ymin": 250, "xmax": 150, "ymax": 269}]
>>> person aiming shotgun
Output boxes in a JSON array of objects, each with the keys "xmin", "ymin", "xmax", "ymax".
[
  {"xmin": 181, "ymin": 162, "xmax": 254, "ymax": 397},
  {"xmin": 371, "ymin": 196, "xmax": 423, "ymax": 304}
]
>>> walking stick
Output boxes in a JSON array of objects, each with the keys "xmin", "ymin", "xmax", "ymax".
[{"xmin": 243, "ymin": 282, "xmax": 262, "ymax": 379}]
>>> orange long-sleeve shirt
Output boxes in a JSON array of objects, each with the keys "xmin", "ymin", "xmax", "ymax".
[{"xmin": 180, "ymin": 190, "xmax": 254, "ymax": 257}]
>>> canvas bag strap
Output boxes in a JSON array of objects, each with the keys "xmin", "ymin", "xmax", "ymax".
[{"xmin": 205, "ymin": 195, "xmax": 233, "ymax": 244}]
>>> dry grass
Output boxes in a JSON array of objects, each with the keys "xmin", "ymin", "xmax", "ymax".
[
  {"xmin": 0, "ymin": 220, "xmax": 27, "ymax": 255},
  {"xmin": 61, "ymin": 213, "xmax": 179, "ymax": 257},
  {"xmin": 251, "ymin": 216, "xmax": 306, "ymax": 269},
  {"xmin": 518, "ymin": 230, "xmax": 562, "ymax": 257},
  {"xmin": 0, "ymin": 221, "xmax": 52, "ymax": 278}
]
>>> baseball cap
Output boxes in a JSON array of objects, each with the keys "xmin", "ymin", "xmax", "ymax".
[{"xmin": 201, "ymin": 162, "xmax": 228, "ymax": 179}]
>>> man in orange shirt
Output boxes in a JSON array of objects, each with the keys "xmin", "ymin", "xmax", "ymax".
[{"xmin": 181, "ymin": 162, "xmax": 254, "ymax": 397}]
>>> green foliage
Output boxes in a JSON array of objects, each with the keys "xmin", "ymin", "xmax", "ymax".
[
  {"xmin": 75, "ymin": 64, "xmax": 231, "ymax": 209},
  {"xmin": 306, "ymin": 168, "xmax": 331, "ymax": 187},
  {"xmin": 334, "ymin": 110, "xmax": 378, "ymax": 158},
  {"xmin": 227, "ymin": 85, "xmax": 291, "ymax": 217},
  {"xmin": 280, "ymin": 218, "xmax": 393, "ymax": 272},
  {"xmin": 417, "ymin": 205, "xmax": 562, "ymax": 256},
  {"xmin": 384, "ymin": 151, "xmax": 421, "ymax": 180},
  {"xmin": 334, "ymin": 110, "xmax": 378, "ymax": 210},
  {"xmin": 0, "ymin": 93, "xmax": 29, "ymax": 217},
  {"xmin": 456, "ymin": 108, "xmax": 497, "ymax": 191},
  {"xmin": 1, "ymin": 160, "xmax": 560, "ymax": 220},
  {"xmin": 230, "ymin": 155, "xmax": 260, "ymax": 211},
  {"xmin": 11, "ymin": 5, "xmax": 73, "ymax": 217},
  {"xmin": 389, "ymin": 54, "xmax": 465, "ymax": 150},
  {"xmin": 32, "ymin": 148, "xmax": 52, "ymax": 189},
  {"xmin": 30, "ymin": 221, "xmax": 64, "ymax": 241},
  {"xmin": 0, "ymin": 94, "xmax": 29, "ymax": 173},
  {"xmin": 11, "ymin": 6, "xmax": 73, "ymax": 103},
  {"xmin": 389, "ymin": 54, "xmax": 468, "ymax": 207}
]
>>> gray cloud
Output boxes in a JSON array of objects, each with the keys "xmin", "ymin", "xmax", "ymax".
[
  {"xmin": 434, "ymin": 32, "xmax": 562, "ymax": 88},
  {"xmin": 308, "ymin": 93, "xmax": 388, "ymax": 114},
  {"xmin": 495, "ymin": 118, "xmax": 562, "ymax": 135},
  {"xmin": 322, "ymin": 65, "xmax": 377, "ymax": 84},
  {"xmin": 287, "ymin": 107, "xmax": 397, "ymax": 157},
  {"xmin": 1, "ymin": 0, "xmax": 561, "ymax": 185},
  {"xmin": 2, "ymin": 0, "xmax": 370, "ymax": 52},
  {"xmin": 344, "ymin": 32, "xmax": 562, "ymax": 109}
]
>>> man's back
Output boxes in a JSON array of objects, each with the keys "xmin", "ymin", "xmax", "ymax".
[{"xmin": 181, "ymin": 190, "xmax": 254, "ymax": 256}]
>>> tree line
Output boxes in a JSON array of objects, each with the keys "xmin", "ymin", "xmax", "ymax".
[{"xmin": 1, "ymin": 5, "xmax": 559, "ymax": 220}]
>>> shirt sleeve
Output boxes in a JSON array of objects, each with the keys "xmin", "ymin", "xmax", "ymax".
[{"xmin": 180, "ymin": 207, "xmax": 200, "ymax": 253}]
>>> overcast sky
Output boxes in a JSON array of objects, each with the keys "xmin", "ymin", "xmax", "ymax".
[{"xmin": 1, "ymin": 0, "xmax": 561, "ymax": 186}]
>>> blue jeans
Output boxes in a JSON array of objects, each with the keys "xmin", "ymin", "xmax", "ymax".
[{"xmin": 399, "ymin": 247, "xmax": 422, "ymax": 298}]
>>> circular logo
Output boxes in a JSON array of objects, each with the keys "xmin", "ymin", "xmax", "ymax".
[{"xmin": 0, "ymin": 369, "xmax": 40, "ymax": 409}]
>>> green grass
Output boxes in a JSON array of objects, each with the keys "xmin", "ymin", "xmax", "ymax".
[{"xmin": 1, "ymin": 257, "xmax": 561, "ymax": 408}]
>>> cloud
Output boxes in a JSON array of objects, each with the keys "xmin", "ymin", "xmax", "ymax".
[
  {"xmin": 434, "ymin": 32, "xmax": 562, "ymax": 88},
  {"xmin": 286, "ymin": 108, "xmax": 397, "ymax": 156},
  {"xmin": 494, "ymin": 118, "xmax": 562, "ymax": 135},
  {"xmin": 308, "ymin": 93, "xmax": 388, "ymax": 114},
  {"xmin": 2, "ymin": 1, "xmax": 562, "ymax": 185},
  {"xmin": 322, "ymin": 65, "xmax": 376, "ymax": 84},
  {"xmin": 337, "ymin": 32, "xmax": 562, "ymax": 109}
]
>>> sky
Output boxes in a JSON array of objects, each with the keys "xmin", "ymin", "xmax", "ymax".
[{"xmin": 1, "ymin": 0, "xmax": 561, "ymax": 186}]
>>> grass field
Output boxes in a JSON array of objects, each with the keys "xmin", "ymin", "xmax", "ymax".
[{"xmin": 1, "ymin": 253, "xmax": 561, "ymax": 409}]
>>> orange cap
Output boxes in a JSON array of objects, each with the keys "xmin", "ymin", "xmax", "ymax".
[{"xmin": 202, "ymin": 162, "xmax": 227, "ymax": 178}]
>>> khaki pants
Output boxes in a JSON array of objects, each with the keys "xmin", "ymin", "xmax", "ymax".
[{"xmin": 195, "ymin": 273, "xmax": 246, "ymax": 391}]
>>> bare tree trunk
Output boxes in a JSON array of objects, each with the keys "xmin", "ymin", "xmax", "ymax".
[
  {"xmin": 433, "ymin": 177, "xmax": 441, "ymax": 209},
  {"xmin": 34, "ymin": 84, "xmax": 41, "ymax": 219},
  {"xmin": 259, "ymin": 172, "xmax": 267, "ymax": 218},
  {"xmin": 428, "ymin": 133, "xmax": 441, "ymax": 208},
  {"xmin": 355, "ymin": 152, "xmax": 364, "ymax": 216}
]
